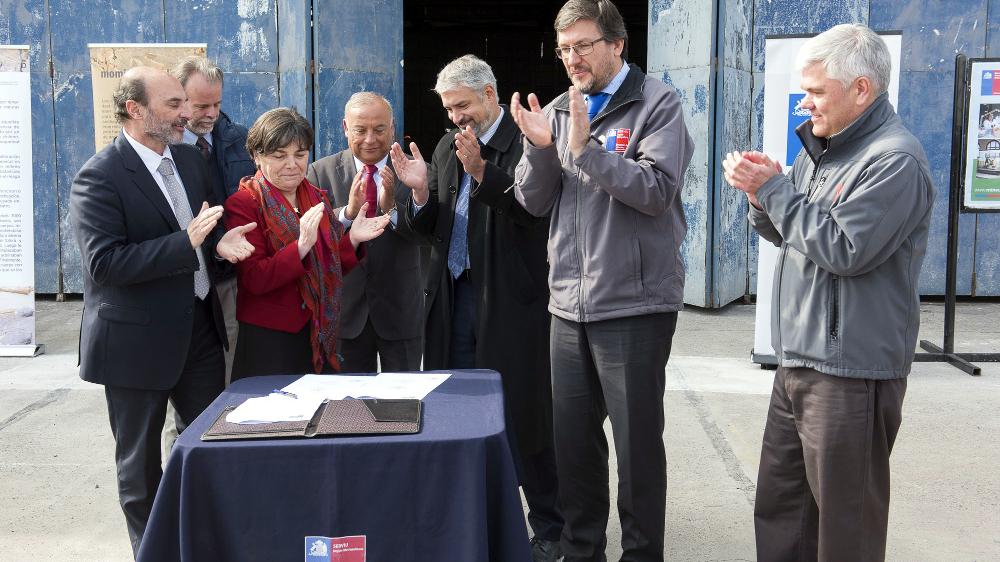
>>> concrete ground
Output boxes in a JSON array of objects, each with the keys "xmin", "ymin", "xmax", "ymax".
[{"xmin": 0, "ymin": 298, "xmax": 998, "ymax": 561}]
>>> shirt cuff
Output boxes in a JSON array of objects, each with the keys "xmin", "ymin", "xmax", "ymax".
[{"xmin": 338, "ymin": 206, "xmax": 354, "ymax": 228}]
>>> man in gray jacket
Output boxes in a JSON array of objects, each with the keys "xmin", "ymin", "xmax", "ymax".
[
  {"xmin": 511, "ymin": 1, "xmax": 693, "ymax": 559},
  {"xmin": 723, "ymin": 24, "xmax": 934, "ymax": 562}
]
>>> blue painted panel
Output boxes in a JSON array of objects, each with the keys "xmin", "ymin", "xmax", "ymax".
[
  {"xmin": 221, "ymin": 71, "xmax": 278, "ymax": 132},
  {"xmin": 895, "ymin": 69, "xmax": 975, "ymax": 294},
  {"xmin": 165, "ymin": 0, "xmax": 276, "ymax": 72},
  {"xmin": 0, "ymin": 0, "xmax": 50, "ymax": 67},
  {"xmin": 721, "ymin": 0, "xmax": 753, "ymax": 71},
  {"xmin": 751, "ymin": 0, "xmax": 869, "ymax": 73},
  {"xmin": 747, "ymin": 71, "xmax": 765, "ymax": 294},
  {"xmin": 870, "ymin": 0, "xmax": 986, "ymax": 72},
  {"xmin": 312, "ymin": 69, "xmax": 397, "ymax": 160},
  {"xmin": 657, "ymin": 67, "xmax": 713, "ymax": 307},
  {"xmin": 714, "ymin": 66, "xmax": 752, "ymax": 305},
  {"xmin": 648, "ymin": 0, "xmax": 714, "ymax": 72},
  {"xmin": 53, "ymin": 71, "xmax": 94, "ymax": 294},
  {"xmin": 277, "ymin": 0, "xmax": 311, "ymax": 116},
  {"xmin": 48, "ymin": 0, "xmax": 165, "ymax": 73},
  {"xmin": 975, "ymin": 214, "xmax": 1000, "ymax": 295},
  {"xmin": 313, "ymin": 0, "xmax": 402, "ymax": 73},
  {"xmin": 989, "ymin": 0, "xmax": 1000, "ymax": 56},
  {"xmin": 30, "ymin": 71, "xmax": 59, "ymax": 293}
]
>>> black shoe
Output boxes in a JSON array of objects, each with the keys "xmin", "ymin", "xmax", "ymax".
[{"xmin": 529, "ymin": 536, "xmax": 562, "ymax": 562}]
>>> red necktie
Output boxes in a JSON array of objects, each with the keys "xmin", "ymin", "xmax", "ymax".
[
  {"xmin": 364, "ymin": 163, "xmax": 378, "ymax": 218},
  {"xmin": 195, "ymin": 135, "xmax": 211, "ymax": 161}
]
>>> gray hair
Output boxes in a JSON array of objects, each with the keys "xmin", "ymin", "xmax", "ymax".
[
  {"xmin": 171, "ymin": 56, "xmax": 224, "ymax": 87},
  {"xmin": 111, "ymin": 73, "xmax": 148, "ymax": 124},
  {"xmin": 555, "ymin": 0, "xmax": 628, "ymax": 57},
  {"xmin": 795, "ymin": 24, "xmax": 891, "ymax": 95},
  {"xmin": 433, "ymin": 55, "xmax": 497, "ymax": 98},
  {"xmin": 343, "ymin": 91, "xmax": 393, "ymax": 119}
]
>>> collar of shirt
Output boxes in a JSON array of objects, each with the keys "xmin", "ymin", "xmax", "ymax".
[
  {"xmin": 584, "ymin": 60, "xmax": 630, "ymax": 113},
  {"xmin": 478, "ymin": 107, "xmax": 505, "ymax": 147},
  {"xmin": 182, "ymin": 128, "xmax": 213, "ymax": 147},
  {"xmin": 121, "ymin": 128, "xmax": 184, "ymax": 214}
]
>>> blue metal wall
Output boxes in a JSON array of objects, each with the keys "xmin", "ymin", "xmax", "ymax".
[
  {"xmin": 0, "ymin": 0, "xmax": 994, "ymax": 300},
  {"xmin": 0, "ymin": 0, "xmax": 401, "ymax": 294},
  {"xmin": 659, "ymin": 0, "xmax": 999, "ymax": 305}
]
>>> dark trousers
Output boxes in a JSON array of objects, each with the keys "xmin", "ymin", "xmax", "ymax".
[
  {"xmin": 105, "ymin": 297, "xmax": 223, "ymax": 557},
  {"xmin": 448, "ymin": 270, "xmax": 476, "ymax": 369},
  {"xmin": 550, "ymin": 312, "xmax": 677, "ymax": 562},
  {"xmin": 519, "ymin": 444, "xmax": 563, "ymax": 542},
  {"xmin": 754, "ymin": 367, "xmax": 906, "ymax": 562},
  {"xmin": 339, "ymin": 317, "xmax": 422, "ymax": 373},
  {"xmin": 231, "ymin": 322, "xmax": 335, "ymax": 381}
]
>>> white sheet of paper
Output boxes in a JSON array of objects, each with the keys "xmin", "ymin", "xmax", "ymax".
[
  {"xmin": 224, "ymin": 393, "xmax": 325, "ymax": 424},
  {"xmin": 277, "ymin": 372, "xmax": 451, "ymax": 401},
  {"xmin": 280, "ymin": 374, "xmax": 377, "ymax": 400}
]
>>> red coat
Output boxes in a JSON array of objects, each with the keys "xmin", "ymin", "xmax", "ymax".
[{"xmin": 224, "ymin": 188, "xmax": 358, "ymax": 333}]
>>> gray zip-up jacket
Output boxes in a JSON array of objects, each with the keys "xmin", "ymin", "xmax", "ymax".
[
  {"xmin": 750, "ymin": 94, "xmax": 934, "ymax": 379},
  {"xmin": 514, "ymin": 64, "xmax": 694, "ymax": 322}
]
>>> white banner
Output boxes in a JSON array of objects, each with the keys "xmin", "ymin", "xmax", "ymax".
[
  {"xmin": 0, "ymin": 46, "xmax": 39, "ymax": 356},
  {"xmin": 754, "ymin": 33, "xmax": 902, "ymax": 364}
]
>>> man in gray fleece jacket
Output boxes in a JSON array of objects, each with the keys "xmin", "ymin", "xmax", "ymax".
[
  {"xmin": 724, "ymin": 24, "xmax": 934, "ymax": 562},
  {"xmin": 512, "ymin": 1, "xmax": 693, "ymax": 560}
]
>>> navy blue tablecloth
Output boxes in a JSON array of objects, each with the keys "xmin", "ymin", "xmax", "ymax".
[{"xmin": 137, "ymin": 370, "xmax": 530, "ymax": 562}]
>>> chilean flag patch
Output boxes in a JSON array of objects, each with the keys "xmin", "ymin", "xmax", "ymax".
[{"xmin": 603, "ymin": 128, "xmax": 631, "ymax": 154}]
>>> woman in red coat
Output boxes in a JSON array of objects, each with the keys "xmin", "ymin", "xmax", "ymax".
[{"xmin": 225, "ymin": 108, "xmax": 389, "ymax": 380}]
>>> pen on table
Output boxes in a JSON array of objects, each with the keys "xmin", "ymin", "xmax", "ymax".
[{"xmin": 271, "ymin": 389, "xmax": 298, "ymax": 399}]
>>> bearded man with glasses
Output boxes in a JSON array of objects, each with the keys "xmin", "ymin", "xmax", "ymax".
[{"xmin": 511, "ymin": 0, "xmax": 694, "ymax": 560}]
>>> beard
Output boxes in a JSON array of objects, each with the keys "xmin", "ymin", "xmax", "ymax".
[
  {"xmin": 143, "ymin": 109, "xmax": 185, "ymax": 145},
  {"xmin": 186, "ymin": 117, "xmax": 215, "ymax": 135}
]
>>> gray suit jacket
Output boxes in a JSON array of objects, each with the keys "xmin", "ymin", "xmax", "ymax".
[{"xmin": 307, "ymin": 149, "xmax": 423, "ymax": 341}]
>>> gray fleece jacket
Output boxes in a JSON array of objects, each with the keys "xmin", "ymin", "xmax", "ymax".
[
  {"xmin": 514, "ymin": 64, "xmax": 694, "ymax": 323},
  {"xmin": 750, "ymin": 94, "xmax": 934, "ymax": 379}
]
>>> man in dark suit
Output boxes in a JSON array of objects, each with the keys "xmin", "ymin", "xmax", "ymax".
[
  {"xmin": 306, "ymin": 92, "xmax": 423, "ymax": 372},
  {"xmin": 171, "ymin": 56, "xmax": 256, "ymax": 381},
  {"xmin": 390, "ymin": 55, "xmax": 563, "ymax": 562},
  {"xmin": 69, "ymin": 66, "xmax": 252, "ymax": 557}
]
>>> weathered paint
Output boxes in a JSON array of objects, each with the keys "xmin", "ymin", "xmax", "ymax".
[
  {"xmin": 311, "ymin": 0, "xmax": 403, "ymax": 159},
  {"xmin": 978, "ymin": 0, "xmax": 1000, "ymax": 295}
]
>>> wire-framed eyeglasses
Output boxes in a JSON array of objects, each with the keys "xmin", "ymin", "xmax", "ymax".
[{"xmin": 554, "ymin": 38, "xmax": 608, "ymax": 60}]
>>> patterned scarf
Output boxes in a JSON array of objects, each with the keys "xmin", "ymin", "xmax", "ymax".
[{"xmin": 238, "ymin": 170, "xmax": 344, "ymax": 373}]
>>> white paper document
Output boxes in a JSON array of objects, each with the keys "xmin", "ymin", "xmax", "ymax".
[
  {"xmin": 225, "ymin": 393, "xmax": 325, "ymax": 425},
  {"xmin": 279, "ymin": 372, "xmax": 451, "ymax": 401}
]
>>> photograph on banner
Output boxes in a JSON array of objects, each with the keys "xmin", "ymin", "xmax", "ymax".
[
  {"xmin": 963, "ymin": 60, "xmax": 1000, "ymax": 211},
  {"xmin": 0, "ymin": 45, "xmax": 37, "ymax": 354},
  {"xmin": 754, "ymin": 33, "xmax": 902, "ymax": 363},
  {"xmin": 88, "ymin": 43, "xmax": 207, "ymax": 152}
]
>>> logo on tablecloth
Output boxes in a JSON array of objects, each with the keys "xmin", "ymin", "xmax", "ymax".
[{"xmin": 305, "ymin": 535, "xmax": 366, "ymax": 561}]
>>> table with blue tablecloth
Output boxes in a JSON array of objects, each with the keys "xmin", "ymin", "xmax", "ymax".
[{"xmin": 137, "ymin": 370, "xmax": 530, "ymax": 562}]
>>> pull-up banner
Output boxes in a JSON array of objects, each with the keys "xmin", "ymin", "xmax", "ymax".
[
  {"xmin": 88, "ymin": 43, "xmax": 207, "ymax": 152},
  {"xmin": 0, "ymin": 46, "xmax": 39, "ymax": 356}
]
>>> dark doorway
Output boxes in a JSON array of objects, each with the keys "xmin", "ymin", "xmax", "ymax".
[{"xmin": 402, "ymin": 0, "xmax": 648, "ymax": 157}]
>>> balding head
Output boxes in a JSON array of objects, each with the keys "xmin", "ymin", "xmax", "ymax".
[{"xmin": 114, "ymin": 66, "xmax": 191, "ymax": 153}]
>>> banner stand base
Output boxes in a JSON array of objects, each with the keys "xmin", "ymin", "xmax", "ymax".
[
  {"xmin": 0, "ymin": 343, "xmax": 44, "ymax": 357},
  {"xmin": 751, "ymin": 351, "xmax": 778, "ymax": 370},
  {"xmin": 915, "ymin": 340, "xmax": 1000, "ymax": 377}
]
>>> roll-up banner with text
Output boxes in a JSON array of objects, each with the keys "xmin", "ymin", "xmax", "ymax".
[
  {"xmin": 88, "ymin": 43, "xmax": 206, "ymax": 152},
  {"xmin": 754, "ymin": 33, "xmax": 902, "ymax": 365},
  {"xmin": 0, "ymin": 46, "xmax": 39, "ymax": 357}
]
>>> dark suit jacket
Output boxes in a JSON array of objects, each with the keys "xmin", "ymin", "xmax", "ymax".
[
  {"xmin": 306, "ymin": 150, "xmax": 423, "ymax": 341},
  {"xmin": 403, "ymin": 107, "xmax": 553, "ymax": 457},
  {"xmin": 70, "ymin": 135, "xmax": 227, "ymax": 391}
]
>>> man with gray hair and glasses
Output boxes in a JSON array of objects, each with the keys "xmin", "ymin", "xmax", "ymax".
[
  {"xmin": 390, "ymin": 54, "xmax": 563, "ymax": 561},
  {"xmin": 723, "ymin": 24, "xmax": 934, "ymax": 561}
]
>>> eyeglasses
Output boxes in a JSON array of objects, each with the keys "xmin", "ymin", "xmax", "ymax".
[{"xmin": 554, "ymin": 38, "xmax": 608, "ymax": 60}]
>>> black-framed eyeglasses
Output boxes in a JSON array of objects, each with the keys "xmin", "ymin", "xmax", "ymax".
[{"xmin": 554, "ymin": 38, "xmax": 608, "ymax": 60}]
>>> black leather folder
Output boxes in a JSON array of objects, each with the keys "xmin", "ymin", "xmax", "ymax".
[{"xmin": 201, "ymin": 398, "xmax": 422, "ymax": 441}]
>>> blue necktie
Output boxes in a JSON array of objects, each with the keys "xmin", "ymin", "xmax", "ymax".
[
  {"xmin": 586, "ymin": 92, "xmax": 610, "ymax": 121},
  {"xmin": 448, "ymin": 141, "xmax": 487, "ymax": 279}
]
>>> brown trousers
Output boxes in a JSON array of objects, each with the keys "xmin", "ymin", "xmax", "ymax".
[{"xmin": 754, "ymin": 366, "xmax": 907, "ymax": 562}]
